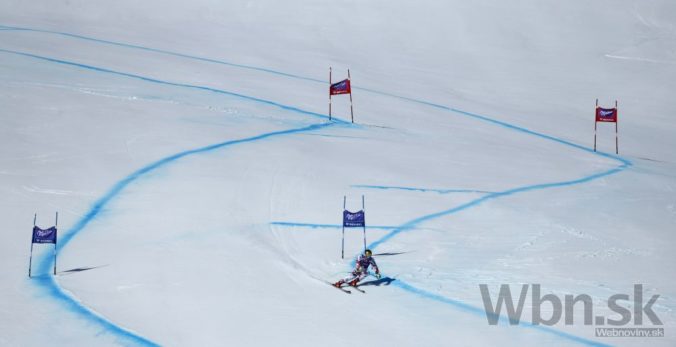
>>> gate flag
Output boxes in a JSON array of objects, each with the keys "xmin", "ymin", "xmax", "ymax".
[
  {"xmin": 28, "ymin": 212, "xmax": 59, "ymax": 277},
  {"xmin": 330, "ymin": 79, "xmax": 351, "ymax": 95},
  {"xmin": 343, "ymin": 210, "xmax": 365, "ymax": 227},
  {"xmin": 32, "ymin": 226, "xmax": 57, "ymax": 244},
  {"xmin": 341, "ymin": 195, "xmax": 367, "ymax": 259},
  {"xmin": 593, "ymin": 99, "xmax": 619, "ymax": 154},
  {"xmin": 596, "ymin": 107, "xmax": 618, "ymax": 122},
  {"xmin": 328, "ymin": 68, "xmax": 356, "ymax": 123}
]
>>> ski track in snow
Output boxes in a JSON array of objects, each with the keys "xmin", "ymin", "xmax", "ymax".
[
  {"xmin": 351, "ymin": 184, "xmax": 495, "ymax": 194},
  {"xmin": 604, "ymin": 54, "xmax": 676, "ymax": 65},
  {"xmin": 0, "ymin": 25, "xmax": 632, "ymax": 347}
]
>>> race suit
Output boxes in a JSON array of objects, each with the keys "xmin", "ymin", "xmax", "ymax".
[{"xmin": 340, "ymin": 254, "xmax": 379, "ymax": 284}]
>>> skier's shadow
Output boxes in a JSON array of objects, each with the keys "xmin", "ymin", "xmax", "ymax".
[
  {"xmin": 359, "ymin": 277, "xmax": 396, "ymax": 287},
  {"xmin": 29, "ymin": 265, "xmax": 108, "ymax": 279},
  {"xmin": 58, "ymin": 264, "xmax": 109, "ymax": 276}
]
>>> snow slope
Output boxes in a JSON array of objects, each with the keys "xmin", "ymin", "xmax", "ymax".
[{"xmin": 1, "ymin": 1, "xmax": 675, "ymax": 346}]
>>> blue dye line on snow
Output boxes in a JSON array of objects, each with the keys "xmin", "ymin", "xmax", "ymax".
[
  {"xmin": 392, "ymin": 281, "xmax": 611, "ymax": 347},
  {"xmin": 30, "ymin": 275, "xmax": 160, "ymax": 346},
  {"xmin": 0, "ymin": 25, "xmax": 633, "ymax": 168},
  {"xmin": 359, "ymin": 134, "xmax": 629, "ymax": 345},
  {"xmin": 0, "ymin": 24, "xmax": 325, "ymax": 83},
  {"xmin": 0, "ymin": 24, "xmax": 636, "ymax": 169},
  {"xmin": 367, "ymin": 165, "xmax": 627, "ymax": 251},
  {"xmin": 351, "ymin": 60, "xmax": 625, "ymax": 345},
  {"xmin": 0, "ymin": 32, "xmax": 634, "ymax": 168},
  {"xmin": 361, "ymin": 128, "xmax": 629, "ymax": 346},
  {"xmin": 363, "ymin": 168, "xmax": 625, "ymax": 347},
  {"xmin": 270, "ymin": 221, "xmax": 399, "ymax": 230},
  {"xmin": 0, "ymin": 47, "xmax": 343, "ymax": 345},
  {"xmin": 0, "ymin": 24, "xmax": 457, "ymax": 106},
  {"xmin": 30, "ymin": 122, "xmax": 335, "ymax": 346},
  {"xmin": 352, "ymin": 184, "xmax": 494, "ymax": 194},
  {"xmin": 0, "ymin": 48, "xmax": 347, "ymax": 125},
  {"xmin": 2, "ymin": 26, "xmax": 632, "ymax": 345},
  {"xmin": 35, "ymin": 123, "xmax": 334, "ymax": 256}
]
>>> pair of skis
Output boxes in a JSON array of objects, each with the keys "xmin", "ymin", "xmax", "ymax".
[{"xmin": 329, "ymin": 282, "xmax": 365, "ymax": 294}]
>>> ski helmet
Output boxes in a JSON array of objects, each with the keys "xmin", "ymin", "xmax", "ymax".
[{"xmin": 364, "ymin": 249, "xmax": 372, "ymax": 257}]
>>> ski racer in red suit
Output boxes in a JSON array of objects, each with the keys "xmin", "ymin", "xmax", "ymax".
[{"xmin": 334, "ymin": 249, "xmax": 380, "ymax": 287}]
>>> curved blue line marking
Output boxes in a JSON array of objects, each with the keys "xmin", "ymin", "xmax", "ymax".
[
  {"xmin": 1, "ymin": 47, "xmax": 341, "ymax": 345},
  {"xmin": 2, "ymin": 27, "xmax": 632, "ymax": 345},
  {"xmin": 0, "ymin": 24, "xmax": 631, "ymax": 165},
  {"xmin": 0, "ymin": 48, "xmax": 347, "ymax": 125},
  {"xmin": 392, "ymin": 281, "xmax": 611, "ymax": 347},
  {"xmin": 30, "ymin": 275, "xmax": 160, "ymax": 346},
  {"xmin": 361, "ymin": 143, "xmax": 628, "ymax": 344},
  {"xmin": 352, "ymin": 184, "xmax": 494, "ymax": 194},
  {"xmin": 30, "ymin": 122, "xmax": 335, "ymax": 346},
  {"xmin": 362, "ymin": 171, "xmax": 626, "ymax": 346},
  {"xmin": 0, "ymin": 41, "xmax": 632, "ymax": 169},
  {"xmin": 0, "ymin": 24, "xmax": 325, "ymax": 83},
  {"xmin": 348, "ymin": 169, "xmax": 625, "ymax": 345},
  {"xmin": 368, "ymin": 165, "xmax": 627, "ymax": 251},
  {"xmin": 0, "ymin": 25, "xmax": 628, "ymax": 165},
  {"xmin": 367, "ymin": 168, "xmax": 622, "ymax": 344},
  {"xmin": 35, "ymin": 123, "xmax": 334, "ymax": 256}
]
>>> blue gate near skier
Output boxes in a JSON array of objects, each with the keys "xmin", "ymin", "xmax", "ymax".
[
  {"xmin": 28, "ymin": 212, "xmax": 59, "ymax": 277},
  {"xmin": 342, "ymin": 195, "xmax": 367, "ymax": 259}
]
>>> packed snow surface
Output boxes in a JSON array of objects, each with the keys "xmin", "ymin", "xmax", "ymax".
[{"xmin": 1, "ymin": 1, "xmax": 675, "ymax": 346}]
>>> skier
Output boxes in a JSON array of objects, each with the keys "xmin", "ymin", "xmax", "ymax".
[{"xmin": 334, "ymin": 249, "xmax": 381, "ymax": 287}]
